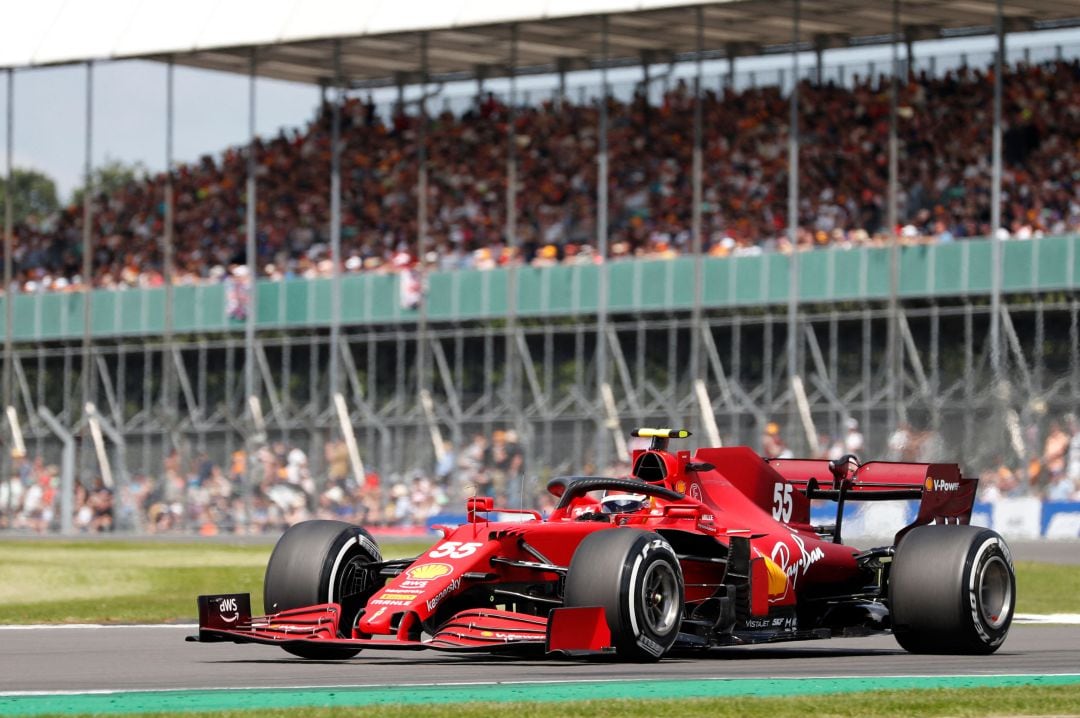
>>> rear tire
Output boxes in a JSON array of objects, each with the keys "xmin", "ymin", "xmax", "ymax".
[
  {"xmin": 564, "ymin": 529, "xmax": 683, "ymax": 661},
  {"xmin": 889, "ymin": 524, "xmax": 1015, "ymax": 654},
  {"xmin": 263, "ymin": 520, "xmax": 382, "ymax": 659}
]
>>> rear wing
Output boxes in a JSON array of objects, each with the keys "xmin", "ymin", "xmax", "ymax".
[{"xmin": 770, "ymin": 458, "xmax": 978, "ymax": 545}]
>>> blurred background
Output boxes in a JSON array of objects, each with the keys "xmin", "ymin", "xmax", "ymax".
[{"xmin": 0, "ymin": 0, "xmax": 1078, "ymax": 540}]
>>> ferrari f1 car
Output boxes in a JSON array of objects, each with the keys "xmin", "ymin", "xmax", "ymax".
[{"xmin": 191, "ymin": 428, "xmax": 1015, "ymax": 660}]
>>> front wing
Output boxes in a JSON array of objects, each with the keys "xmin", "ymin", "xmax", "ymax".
[{"xmin": 187, "ymin": 594, "xmax": 611, "ymax": 655}]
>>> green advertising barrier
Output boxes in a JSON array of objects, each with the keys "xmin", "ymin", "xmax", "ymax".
[{"xmin": 1, "ymin": 235, "xmax": 1076, "ymax": 342}]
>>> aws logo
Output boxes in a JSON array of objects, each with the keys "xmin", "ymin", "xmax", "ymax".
[
  {"xmin": 406, "ymin": 563, "xmax": 453, "ymax": 580},
  {"xmin": 925, "ymin": 477, "xmax": 960, "ymax": 492}
]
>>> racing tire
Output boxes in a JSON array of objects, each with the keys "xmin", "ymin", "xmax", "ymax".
[
  {"xmin": 564, "ymin": 529, "xmax": 684, "ymax": 661},
  {"xmin": 889, "ymin": 524, "xmax": 1015, "ymax": 655},
  {"xmin": 263, "ymin": 520, "xmax": 382, "ymax": 659}
]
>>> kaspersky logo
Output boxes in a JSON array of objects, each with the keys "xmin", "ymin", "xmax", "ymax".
[
  {"xmin": 925, "ymin": 477, "xmax": 960, "ymax": 492},
  {"xmin": 406, "ymin": 563, "xmax": 453, "ymax": 580}
]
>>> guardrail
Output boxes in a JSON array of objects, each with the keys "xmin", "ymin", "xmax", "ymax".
[{"xmin": 2, "ymin": 234, "xmax": 1077, "ymax": 341}]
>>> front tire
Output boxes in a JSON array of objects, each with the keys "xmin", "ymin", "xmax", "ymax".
[
  {"xmin": 564, "ymin": 529, "xmax": 683, "ymax": 661},
  {"xmin": 889, "ymin": 524, "xmax": 1015, "ymax": 654},
  {"xmin": 263, "ymin": 520, "xmax": 382, "ymax": 659}
]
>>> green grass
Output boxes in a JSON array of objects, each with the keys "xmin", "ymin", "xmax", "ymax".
[
  {"xmin": 0, "ymin": 540, "xmax": 428, "ymax": 624},
  {"xmin": 0, "ymin": 540, "xmax": 1074, "ymax": 624},
  {"xmin": 21, "ymin": 686, "xmax": 1080, "ymax": 718},
  {"xmin": 1012, "ymin": 560, "xmax": 1080, "ymax": 614}
]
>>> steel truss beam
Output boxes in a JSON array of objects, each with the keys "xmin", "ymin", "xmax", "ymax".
[{"xmin": 6, "ymin": 294, "xmax": 1078, "ymax": 480}]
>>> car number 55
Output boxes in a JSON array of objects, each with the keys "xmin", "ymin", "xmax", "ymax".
[
  {"xmin": 429, "ymin": 541, "xmax": 485, "ymax": 559},
  {"xmin": 772, "ymin": 483, "xmax": 793, "ymax": 522}
]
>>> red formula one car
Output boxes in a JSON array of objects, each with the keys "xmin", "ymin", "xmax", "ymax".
[{"xmin": 191, "ymin": 428, "xmax": 1015, "ymax": 660}]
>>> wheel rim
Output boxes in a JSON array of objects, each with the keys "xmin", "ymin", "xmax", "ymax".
[
  {"xmin": 978, "ymin": 555, "xmax": 1012, "ymax": 629},
  {"xmin": 639, "ymin": 560, "xmax": 680, "ymax": 636},
  {"xmin": 337, "ymin": 552, "xmax": 375, "ymax": 601}
]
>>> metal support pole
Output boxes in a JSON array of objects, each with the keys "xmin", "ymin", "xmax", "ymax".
[
  {"xmin": 38, "ymin": 408, "xmax": 74, "ymax": 535},
  {"xmin": 557, "ymin": 60, "xmax": 567, "ymax": 107},
  {"xmin": 329, "ymin": 40, "xmax": 343, "ymax": 407},
  {"xmin": 641, "ymin": 55, "xmax": 650, "ymax": 102},
  {"xmin": 596, "ymin": 16, "xmax": 611, "ymax": 470},
  {"xmin": 418, "ymin": 33, "xmax": 429, "ymax": 261},
  {"xmin": 506, "ymin": 26, "xmax": 518, "ymax": 255},
  {"xmin": 505, "ymin": 25, "xmax": 523, "ymax": 445},
  {"xmin": 244, "ymin": 49, "xmax": 258, "ymax": 515},
  {"xmin": 786, "ymin": 0, "xmax": 801, "ymax": 451},
  {"xmin": 3, "ymin": 69, "xmax": 13, "ymax": 487},
  {"xmin": 162, "ymin": 58, "xmax": 176, "ymax": 450},
  {"xmin": 416, "ymin": 33, "xmax": 431, "ymax": 455},
  {"xmin": 689, "ymin": 6, "xmax": 705, "ymax": 437},
  {"xmin": 989, "ymin": 0, "xmax": 1004, "ymax": 385},
  {"xmin": 887, "ymin": 0, "xmax": 899, "ymax": 236},
  {"xmin": 81, "ymin": 61, "xmax": 95, "ymax": 486},
  {"xmin": 887, "ymin": 0, "xmax": 901, "ymax": 433}
]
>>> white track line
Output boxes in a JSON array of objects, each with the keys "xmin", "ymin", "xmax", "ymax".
[
  {"xmin": 1014, "ymin": 613, "xmax": 1080, "ymax": 625},
  {"xmin": 3, "ymin": 673, "xmax": 1080, "ymax": 698},
  {"xmin": 0, "ymin": 623, "xmax": 196, "ymax": 630}
]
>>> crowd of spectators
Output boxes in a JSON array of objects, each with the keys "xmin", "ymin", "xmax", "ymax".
[
  {"xmin": 6, "ymin": 58, "xmax": 1080, "ymax": 294},
  {"xmin": 0, "ymin": 426, "xmax": 540, "ymax": 535},
  {"xmin": 759, "ymin": 412, "xmax": 1080, "ymax": 505},
  {"xmin": 2, "ymin": 412, "xmax": 1079, "ymax": 535},
  {"xmin": 976, "ymin": 414, "xmax": 1080, "ymax": 503}
]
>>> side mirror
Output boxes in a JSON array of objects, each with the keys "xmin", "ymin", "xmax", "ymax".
[{"xmin": 467, "ymin": 496, "xmax": 494, "ymax": 513}]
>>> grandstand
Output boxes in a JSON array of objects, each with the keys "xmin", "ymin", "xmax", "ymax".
[{"xmin": 2, "ymin": 1, "xmax": 1080, "ymax": 535}]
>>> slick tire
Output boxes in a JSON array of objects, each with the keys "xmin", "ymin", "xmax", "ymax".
[
  {"xmin": 564, "ymin": 529, "xmax": 683, "ymax": 661},
  {"xmin": 889, "ymin": 524, "xmax": 1015, "ymax": 655},
  {"xmin": 263, "ymin": 520, "xmax": 382, "ymax": 659}
]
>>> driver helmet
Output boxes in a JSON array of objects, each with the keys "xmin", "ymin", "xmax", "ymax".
[{"xmin": 599, "ymin": 493, "xmax": 647, "ymax": 514}]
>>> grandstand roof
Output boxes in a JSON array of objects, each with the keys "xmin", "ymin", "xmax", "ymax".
[{"xmin": 2, "ymin": 0, "xmax": 1079, "ymax": 86}]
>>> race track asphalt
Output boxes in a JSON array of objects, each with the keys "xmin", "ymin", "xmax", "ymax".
[{"xmin": 1, "ymin": 624, "xmax": 1076, "ymax": 694}]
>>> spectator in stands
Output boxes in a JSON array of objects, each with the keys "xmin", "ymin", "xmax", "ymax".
[
  {"xmin": 0, "ymin": 467, "xmax": 24, "ymax": 528},
  {"xmin": 457, "ymin": 433, "xmax": 489, "ymax": 497},
  {"xmin": 978, "ymin": 458, "xmax": 1022, "ymax": 503},
  {"xmin": 16, "ymin": 465, "xmax": 56, "ymax": 533},
  {"xmin": 1067, "ymin": 414, "xmax": 1080, "ymax": 485},
  {"xmin": 843, "ymin": 418, "xmax": 864, "ymax": 458},
  {"xmin": 886, "ymin": 421, "xmax": 912, "ymax": 461},
  {"xmin": 1045, "ymin": 467, "xmax": 1079, "ymax": 502},
  {"xmin": 1039, "ymin": 419, "xmax": 1071, "ymax": 490},
  {"xmin": 762, "ymin": 422, "xmax": 793, "ymax": 460}
]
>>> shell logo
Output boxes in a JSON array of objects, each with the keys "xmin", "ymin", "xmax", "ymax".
[
  {"xmin": 406, "ymin": 563, "xmax": 453, "ymax": 580},
  {"xmin": 481, "ymin": 631, "xmax": 494, "ymax": 637},
  {"xmin": 924, "ymin": 478, "xmax": 934, "ymax": 491}
]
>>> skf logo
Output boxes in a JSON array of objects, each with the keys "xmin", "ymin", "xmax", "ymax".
[
  {"xmin": 406, "ymin": 563, "xmax": 453, "ymax": 580},
  {"xmin": 925, "ymin": 477, "xmax": 960, "ymax": 492}
]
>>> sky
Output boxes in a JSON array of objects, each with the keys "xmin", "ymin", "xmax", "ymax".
[{"xmin": 1, "ymin": 27, "xmax": 1079, "ymax": 202}]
